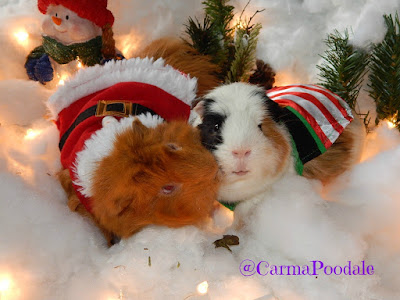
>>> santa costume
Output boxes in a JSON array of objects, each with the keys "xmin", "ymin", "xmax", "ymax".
[{"xmin": 47, "ymin": 57, "xmax": 197, "ymax": 212}]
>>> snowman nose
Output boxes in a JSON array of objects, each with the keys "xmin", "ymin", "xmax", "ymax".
[{"xmin": 52, "ymin": 16, "xmax": 62, "ymax": 26}]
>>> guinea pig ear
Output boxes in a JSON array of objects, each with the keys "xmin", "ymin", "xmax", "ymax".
[
  {"xmin": 164, "ymin": 142, "xmax": 182, "ymax": 152},
  {"xmin": 131, "ymin": 119, "xmax": 150, "ymax": 138},
  {"xmin": 257, "ymin": 92, "xmax": 285, "ymax": 123},
  {"xmin": 192, "ymin": 100, "xmax": 205, "ymax": 117}
]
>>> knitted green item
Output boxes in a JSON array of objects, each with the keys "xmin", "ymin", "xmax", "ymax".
[
  {"xmin": 42, "ymin": 35, "xmax": 103, "ymax": 66},
  {"xmin": 26, "ymin": 45, "xmax": 46, "ymax": 60}
]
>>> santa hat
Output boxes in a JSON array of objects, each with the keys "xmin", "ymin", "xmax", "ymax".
[{"xmin": 38, "ymin": 0, "xmax": 114, "ymax": 28}]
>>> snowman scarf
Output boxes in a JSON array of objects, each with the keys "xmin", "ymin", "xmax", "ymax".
[{"xmin": 28, "ymin": 35, "xmax": 103, "ymax": 66}]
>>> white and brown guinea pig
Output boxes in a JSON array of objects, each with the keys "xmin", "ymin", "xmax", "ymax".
[
  {"xmin": 59, "ymin": 116, "xmax": 220, "ymax": 245},
  {"xmin": 193, "ymin": 82, "xmax": 365, "ymax": 207}
]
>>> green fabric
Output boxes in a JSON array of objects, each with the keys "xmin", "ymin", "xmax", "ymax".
[
  {"xmin": 290, "ymin": 137, "xmax": 304, "ymax": 175},
  {"xmin": 219, "ymin": 201, "xmax": 239, "ymax": 211},
  {"xmin": 27, "ymin": 45, "xmax": 46, "ymax": 60},
  {"xmin": 286, "ymin": 106, "xmax": 327, "ymax": 154},
  {"xmin": 42, "ymin": 35, "xmax": 103, "ymax": 66}
]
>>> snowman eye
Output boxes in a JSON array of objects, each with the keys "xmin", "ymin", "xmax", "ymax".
[
  {"xmin": 66, "ymin": 15, "xmax": 69, "ymax": 20},
  {"xmin": 55, "ymin": 13, "xmax": 58, "ymax": 17}
]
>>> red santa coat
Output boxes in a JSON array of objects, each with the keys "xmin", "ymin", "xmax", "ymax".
[{"xmin": 48, "ymin": 57, "xmax": 197, "ymax": 212}]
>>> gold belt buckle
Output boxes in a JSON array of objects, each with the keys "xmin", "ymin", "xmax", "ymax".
[{"xmin": 95, "ymin": 100, "xmax": 133, "ymax": 117}]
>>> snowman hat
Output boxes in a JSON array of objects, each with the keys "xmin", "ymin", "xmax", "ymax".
[{"xmin": 38, "ymin": 0, "xmax": 114, "ymax": 28}]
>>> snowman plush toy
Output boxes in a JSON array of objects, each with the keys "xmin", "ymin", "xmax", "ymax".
[{"xmin": 25, "ymin": 0, "xmax": 122, "ymax": 85}]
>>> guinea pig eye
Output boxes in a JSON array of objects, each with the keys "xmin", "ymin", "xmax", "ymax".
[
  {"xmin": 258, "ymin": 123, "xmax": 263, "ymax": 131},
  {"xmin": 161, "ymin": 184, "xmax": 178, "ymax": 195}
]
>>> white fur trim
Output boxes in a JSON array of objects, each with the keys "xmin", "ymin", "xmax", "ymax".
[
  {"xmin": 73, "ymin": 114, "xmax": 164, "ymax": 198},
  {"xmin": 47, "ymin": 57, "xmax": 198, "ymax": 120}
]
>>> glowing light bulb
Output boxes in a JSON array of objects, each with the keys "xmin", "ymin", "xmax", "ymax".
[
  {"xmin": 236, "ymin": 20, "xmax": 247, "ymax": 30},
  {"xmin": 14, "ymin": 30, "xmax": 29, "ymax": 45},
  {"xmin": 76, "ymin": 57, "xmax": 83, "ymax": 69},
  {"xmin": 57, "ymin": 74, "xmax": 69, "ymax": 86},
  {"xmin": 387, "ymin": 120, "xmax": 396, "ymax": 129},
  {"xmin": 196, "ymin": 281, "xmax": 208, "ymax": 295},
  {"xmin": 0, "ymin": 275, "xmax": 12, "ymax": 300},
  {"xmin": 0, "ymin": 277, "xmax": 11, "ymax": 293},
  {"xmin": 24, "ymin": 128, "xmax": 41, "ymax": 140}
]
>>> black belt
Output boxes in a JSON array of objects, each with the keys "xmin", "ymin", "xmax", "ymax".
[{"xmin": 59, "ymin": 100, "xmax": 157, "ymax": 151}]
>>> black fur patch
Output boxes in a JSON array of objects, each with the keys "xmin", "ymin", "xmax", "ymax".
[
  {"xmin": 197, "ymin": 98, "xmax": 226, "ymax": 151},
  {"xmin": 253, "ymin": 90, "xmax": 285, "ymax": 123}
]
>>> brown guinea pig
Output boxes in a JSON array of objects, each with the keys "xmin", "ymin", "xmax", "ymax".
[
  {"xmin": 60, "ymin": 118, "xmax": 220, "ymax": 245},
  {"xmin": 136, "ymin": 37, "xmax": 221, "ymax": 97}
]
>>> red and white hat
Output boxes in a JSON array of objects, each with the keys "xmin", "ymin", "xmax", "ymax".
[
  {"xmin": 38, "ymin": 0, "xmax": 115, "ymax": 28},
  {"xmin": 48, "ymin": 57, "xmax": 198, "ymax": 212}
]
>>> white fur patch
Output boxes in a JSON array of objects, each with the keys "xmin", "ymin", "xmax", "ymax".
[
  {"xmin": 47, "ymin": 57, "xmax": 198, "ymax": 120},
  {"xmin": 73, "ymin": 114, "xmax": 163, "ymax": 198}
]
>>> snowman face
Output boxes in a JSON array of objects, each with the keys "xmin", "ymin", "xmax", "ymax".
[{"xmin": 42, "ymin": 5, "xmax": 102, "ymax": 45}]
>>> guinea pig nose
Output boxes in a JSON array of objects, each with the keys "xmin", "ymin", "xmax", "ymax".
[
  {"xmin": 52, "ymin": 16, "xmax": 62, "ymax": 26},
  {"xmin": 232, "ymin": 149, "xmax": 251, "ymax": 158}
]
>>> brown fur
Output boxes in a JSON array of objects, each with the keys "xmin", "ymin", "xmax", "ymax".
[
  {"xmin": 302, "ymin": 113, "xmax": 365, "ymax": 184},
  {"xmin": 136, "ymin": 38, "xmax": 221, "ymax": 97},
  {"xmin": 101, "ymin": 24, "xmax": 116, "ymax": 59},
  {"xmin": 59, "ymin": 120, "xmax": 220, "ymax": 245},
  {"xmin": 261, "ymin": 117, "xmax": 291, "ymax": 176}
]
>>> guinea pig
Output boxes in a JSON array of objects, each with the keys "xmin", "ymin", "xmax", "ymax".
[
  {"xmin": 136, "ymin": 37, "xmax": 221, "ymax": 97},
  {"xmin": 59, "ymin": 117, "xmax": 220, "ymax": 245},
  {"xmin": 194, "ymin": 82, "xmax": 365, "ymax": 211},
  {"xmin": 49, "ymin": 57, "xmax": 220, "ymax": 245}
]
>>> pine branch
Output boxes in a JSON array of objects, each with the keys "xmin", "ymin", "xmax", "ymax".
[
  {"xmin": 316, "ymin": 29, "xmax": 369, "ymax": 110},
  {"xmin": 367, "ymin": 13, "xmax": 400, "ymax": 129},
  {"xmin": 202, "ymin": 0, "xmax": 236, "ymax": 76},
  {"xmin": 183, "ymin": 16, "xmax": 221, "ymax": 60},
  {"xmin": 227, "ymin": 23, "xmax": 261, "ymax": 83},
  {"xmin": 202, "ymin": 0, "xmax": 235, "ymax": 40}
]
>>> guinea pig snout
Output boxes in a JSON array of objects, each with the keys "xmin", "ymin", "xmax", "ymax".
[
  {"xmin": 231, "ymin": 148, "xmax": 251, "ymax": 175},
  {"xmin": 232, "ymin": 149, "xmax": 251, "ymax": 158}
]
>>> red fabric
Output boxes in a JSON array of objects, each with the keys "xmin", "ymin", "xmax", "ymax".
[
  {"xmin": 273, "ymin": 98, "xmax": 332, "ymax": 148},
  {"xmin": 38, "ymin": 0, "xmax": 114, "ymax": 28},
  {"xmin": 271, "ymin": 90, "xmax": 345, "ymax": 133},
  {"xmin": 299, "ymin": 85, "xmax": 354, "ymax": 122},
  {"xmin": 57, "ymin": 81, "xmax": 191, "ymax": 212}
]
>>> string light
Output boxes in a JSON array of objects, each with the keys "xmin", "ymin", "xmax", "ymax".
[
  {"xmin": 0, "ymin": 275, "xmax": 12, "ymax": 300},
  {"xmin": 196, "ymin": 281, "xmax": 208, "ymax": 295},
  {"xmin": 236, "ymin": 19, "xmax": 247, "ymax": 30},
  {"xmin": 57, "ymin": 74, "xmax": 69, "ymax": 86},
  {"xmin": 13, "ymin": 30, "xmax": 29, "ymax": 46},
  {"xmin": 118, "ymin": 289, "xmax": 124, "ymax": 300},
  {"xmin": 24, "ymin": 128, "xmax": 42, "ymax": 140},
  {"xmin": 387, "ymin": 120, "xmax": 396, "ymax": 129},
  {"xmin": 386, "ymin": 114, "xmax": 397, "ymax": 129},
  {"xmin": 76, "ymin": 57, "xmax": 83, "ymax": 69}
]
